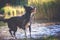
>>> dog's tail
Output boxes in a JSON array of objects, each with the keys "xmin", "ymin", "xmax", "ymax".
[{"xmin": 0, "ymin": 17, "xmax": 9, "ymax": 22}]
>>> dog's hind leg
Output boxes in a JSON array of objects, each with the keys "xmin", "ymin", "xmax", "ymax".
[
  {"xmin": 9, "ymin": 29, "xmax": 13, "ymax": 37},
  {"xmin": 8, "ymin": 24, "xmax": 13, "ymax": 37},
  {"xmin": 13, "ymin": 26, "xmax": 17, "ymax": 37},
  {"xmin": 9, "ymin": 26, "xmax": 17, "ymax": 39},
  {"xmin": 8, "ymin": 23, "xmax": 17, "ymax": 37}
]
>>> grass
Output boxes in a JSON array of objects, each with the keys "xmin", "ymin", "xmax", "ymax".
[
  {"xmin": 17, "ymin": 36, "xmax": 59, "ymax": 40},
  {"xmin": 0, "ymin": 36, "xmax": 59, "ymax": 40},
  {"xmin": 42, "ymin": 36, "xmax": 59, "ymax": 40},
  {"xmin": 30, "ymin": 36, "xmax": 59, "ymax": 40}
]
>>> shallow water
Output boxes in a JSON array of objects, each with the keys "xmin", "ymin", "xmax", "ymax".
[{"xmin": 15, "ymin": 23, "xmax": 60, "ymax": 39}]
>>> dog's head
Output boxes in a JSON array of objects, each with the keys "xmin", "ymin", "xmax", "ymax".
[{"xmin": 24, "ymin": 5, "xmax": 36, "ymax": 13}]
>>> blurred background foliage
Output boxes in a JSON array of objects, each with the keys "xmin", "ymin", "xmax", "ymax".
[
  {"xmin": 28, "ymin": 0, "xmax": 60, "ymax": 22},
  {"xmin": 0, "ymin": 0, "xmax": 60, "ymax": 26}
]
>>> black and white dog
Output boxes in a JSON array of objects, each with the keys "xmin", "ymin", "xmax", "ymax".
[{"xmin": 4, "ymin": 6, "xmax": 36, "ymax": 38}]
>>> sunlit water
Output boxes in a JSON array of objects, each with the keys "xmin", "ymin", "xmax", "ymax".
[{"xmin": 15, "ymin": 23, "xmax": 60, "ymax": 39}]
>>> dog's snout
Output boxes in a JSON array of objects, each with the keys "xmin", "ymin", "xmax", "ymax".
[{"xmin": 32, "ymin": 7, "xmax": 36, "ymax": 14}]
